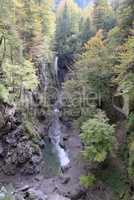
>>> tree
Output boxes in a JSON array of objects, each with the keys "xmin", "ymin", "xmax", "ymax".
[
  {"xmin": 56, "ymin": 0, "xmax": 81, "ymax": 56},
  {"xmin": 0, "ymin": 0, "xmax": 56, "ymax": 104},
  {"xmin": 118, "ymin": 0, "xmax": 134, "ymax": 40},
  {"xmin": 74, "ymin": 31, "xmax": 115, "ymax": 106},
  {"xmin": 115, "ymin": 36, "xmax": 134, "ymax": 96},
  {"xmin": 80, "ymin": 111, "xmax": 115, "ymax": 163},
  {"xmin": 92, "ymin": 0, "xmax": 116, "ymax": 32}
]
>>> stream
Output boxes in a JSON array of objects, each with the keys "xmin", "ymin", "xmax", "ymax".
[{"xmin": 48, "ymin": 57, "xmax": 70, "ymax": 170}]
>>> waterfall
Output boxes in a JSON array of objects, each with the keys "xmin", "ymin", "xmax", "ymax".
[
  {"xmin": 42, "ymin": 60, "xmax": 49, "ymax": 91},
  {"xmin": 54, "ymin": 56, "xmax": 58, "ymax": 80},
  {"xmin": 48, "ymin": 57, "xmax": 70, "ymax": 169},
  {"xmin": 49, "ymin": 106, "xmax": 70, "ymax": 168}
]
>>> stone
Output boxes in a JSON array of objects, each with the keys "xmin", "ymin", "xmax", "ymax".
[
  {"xmin": 15, "ymin": 193, "xmax": 25, "ymax": 200},
  {"xmin": 17, "ymin": 142, "xmax": 33, "ymax": 164},
  {"xmin": 60, "ymin": 176, "xmax": 71, "ymax": 185},
  {"xmin": 18, "ymin": 185, "xmax": 30, "ymax": 192},
  {"xmin": 39, "ymin": 139, "xmax": 45, "ymax": 148},
  {"xmin": 3, "ymin": 159, "xmax": 17, "ymax": 175},
  {"xmin": 31, "ymin": 155, "xmax": 42, "ymax": 164},
  {"xmin": 26, "ymin": 188, "xmax": 47, "ymax": 200},
  {"xmin": 48, "ymin": 193, "xmax": 70, "ymax": 200},
  {"xmin": 0, "ymin": 142, "xmax": 4, "ymax": 156}
]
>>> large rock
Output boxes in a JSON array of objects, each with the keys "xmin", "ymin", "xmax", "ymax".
[
  {"xmin": 26, "ymin": 188, "xmax": 47, "ymax": 200},
  {"xmin": 3, "ymin": 137, "xmax": 42, "ymax": 175},
  {"xmin": 48, "ymin": 193, "xmax": 70, "ymax": 200}
]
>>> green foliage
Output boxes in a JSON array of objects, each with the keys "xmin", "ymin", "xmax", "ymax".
[
  {"xmin": 62, "ymin": 79, "xmax": 96, "ymax": 125},
  {"xmin": 128, "ymin": 140, "xmax": 134, "ymax": 179},
  {"xmin": 74, "ymin": 31, "xmax": 115, "ymax": 105},
  {"xmin": 117, "ymin": 0, "xmax": 134, "ymax": 39},
  {"xmin": 107, "ymin": 26, "xmax": 123, "ymax": 47},
  {"xmin": 92, "ymin": 0, "xmax": 116, "ymax": 32},
  {"xmin": 56, "ymin": 0, "xmax": 81, "ymax": 56},
  {"xmin": 115, "ymin": 36, "xmax": 134, "ymax": 96},
  {"xmin": 95, "ymin": 162, "xmax": 129, "ymax": 198},
  {"xmin": 80, "ymin": 111, "xmax": 115, "ymax": 163},
  {"xmin": 0, "ymin": 84, "xmax": 9, "ymax": 102},
  {"xmin": 0, "ymin": 0, "xmax": 56, "ymax": 106},
  {"xmin": 80, "ymin": 174, "xmax": 96, "ymax": 188},
  {"xmin": 4, "ymin": 60, "xmax": 38, "ymax": 90},
  {"xmin": 128, "ymin": 113, "xmax": 134, "ymax": 132},
  {"xmin": 22, "ymin": 113, "xmax": 41, "ymax": 143}
]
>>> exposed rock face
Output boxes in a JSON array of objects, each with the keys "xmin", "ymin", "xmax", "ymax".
[
  {"xmin": 0, "ymin": 104, "xmax": 43, "ymax": 176},
  {"xmin": 15, "ymin": 188, "xmax": 71, "ymax": 200},
  {"xmin": 25, "ymin": 188, "xmax": 47, "ymax": 200}
]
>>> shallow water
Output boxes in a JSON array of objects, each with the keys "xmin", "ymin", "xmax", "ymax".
[{"xmin": 42, "ymin": 138, "xmax": 60, "ymax": 178}]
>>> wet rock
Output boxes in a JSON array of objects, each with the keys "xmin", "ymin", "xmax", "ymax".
[
  {"xmin": 26, "ymin": 188, "xmax": 47, "ymax": 200},
  {"xmin": 0, "ymin": 142, "xmax": 4, "ymax": 156},
  {"xmin": 60, "ymin": 176, "xmax": 71, "ymax": 185},
  {"xmin": 37, "ymin": 111, "xmax": 46, "ymax": 121},
  {"xmin": 39, "ymin": 139, "xmax": 45, "ymax": 148},
  {"xmin": 31, "ymin": 155, "xmax": 42, "ymax": 164},
  {"xmin": 59, "ymin": 141, "xmax": 65, "ymax": 149},
  {"xmin": 61, "ymin": 164, "xmax": 71, "ymax": 173}
]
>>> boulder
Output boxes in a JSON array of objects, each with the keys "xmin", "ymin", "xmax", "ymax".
[
  {"xmin": 15, "ymin": 193, "xmax": 25, "ymax": 200},
  {"xmin": 3, "ymin": 156, "xmax": 17, "ymax": 175},
  {"xmin": 26, "ymin": 188, "xmax": 47, "ymax": 200},
  {"xmin": 60, "ymin": 176, "xmax": 71, "ymax": 185},
  {"xmin": 17, "ymin": 142, "xmax": 33, "ymax": 164},
  {"xmin": 48, "ymin": 193, "xmax": 70, "ymax": 200}
]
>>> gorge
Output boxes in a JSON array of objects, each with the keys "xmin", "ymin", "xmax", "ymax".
[{"xmin": 0, "ymin": 0, "xmax": 134, "ymax": 200}]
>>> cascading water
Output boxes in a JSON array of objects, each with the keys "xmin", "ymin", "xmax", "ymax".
[
  {"xmin": 42, "ymin": 59, "xmax": 49, "ymax": 91},
  {"xmin": 48, "ymin": 56, "xmax": 70, "ymax": 169},
  {"xmin": 54, "ymin": 56, "xmax": 58, "ymax": 79}
]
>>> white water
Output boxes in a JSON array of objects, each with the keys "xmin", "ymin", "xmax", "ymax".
[
  {"xmin": 54, "ymin": 56, "xmax": 58, "ymax": 78},
  {"xmin": 49, "ymin": 105, "xmax": 70, "ymax": 168},
  {"xmin": 48, "ymin": 57, "xmax": 70, "ymax": 169},
  {"xmin": 42, "ymin": 60, "xmax": 49, "ymax": 91}
]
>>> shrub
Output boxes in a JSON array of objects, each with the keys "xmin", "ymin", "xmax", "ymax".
[
  {"xmin": 80, "ymin": 174, "xmax": 96, "ymax": 188},
  {"xmin": 0, "ymin": 84, "xmax": 9, "ymax": 102},
  {"xmin": 128, "ymin": 112, "xmax": 134, "ymax": 132},
  {"xmin": 80, "ymin": 111, "xmax": 115, "ymax": 163}
]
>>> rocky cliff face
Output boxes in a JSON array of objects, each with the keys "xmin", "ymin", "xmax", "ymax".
[{"xmin": 0, "ymin": 103, "xmax": 44, "ymax": 175}]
